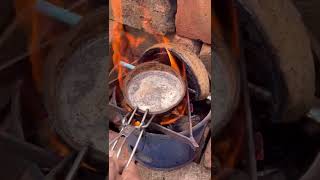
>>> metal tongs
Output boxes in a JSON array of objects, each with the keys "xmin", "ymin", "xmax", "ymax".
[{"xmin": 109, "ymin": 107, "xmax": 155, "ymax": 170}]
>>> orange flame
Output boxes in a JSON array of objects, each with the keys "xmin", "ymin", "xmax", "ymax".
[
  {"xmin": 162, "ymin": 36, "xmax": 181, "ymax": 74},
  {"xmin": 125, "ymin": 33, "xmax": 145, "ymax": 48},
  {"xmin": 160, "ymin": 98, "xmax": 187, "ymax": 125},
  {"xmin": 141, "ymin": 7, "xmax": 182, "ymax": 76},
  {"xmin": 110, "ymin": 1, "xmax": 187, "ymax": 126},
  {"xmin": 111, "ymin": 0, "xmax": 147, "ymax": 88},
  {"xmin": 111, "ymin": 0, "xmax": 125, "ymax": 88},
  {"xmin": 160, "ymin": 116, "xmax": 181, "ymax": 125},
  {"xmin": 111, "ymin": 24, "xmax": 125, "ymax": 88}
]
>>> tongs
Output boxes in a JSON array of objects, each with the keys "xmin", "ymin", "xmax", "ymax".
[{"xmin": 109, "ymin": 107, "xmax": 155, "ymax": 170}]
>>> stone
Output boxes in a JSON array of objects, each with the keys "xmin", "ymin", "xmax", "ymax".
[
  {"xmin": 203, "ymin": 139, "xmax": 211, "ymax": 169},
  {"xmin": 172, "ymin": 35, "xmax": 202, "ymax": 55},
  {"xmin": 199, "ymin": 44, "xmax": 211, "ymax": 74},
  {"xmin": 175, "ymin": 0, "xmax": 211, "ymax": 44},
  {"xmin": 109, "ymin": 0, "xmax": 176, "ymax": 35},
  {"xmin": 124, "ymin": 25, "xmax": 158, "ymax": 59},
  {"xmin": 138, "ymin": 162, "xmax": 211, "ymax": 180}
]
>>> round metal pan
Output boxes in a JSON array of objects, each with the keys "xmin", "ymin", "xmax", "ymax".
[
  {"xmin": 139, "ymin": 43, "xmax": 210, "ymax": 101},
  {"xmin": 123, "ymin": 62, "xmax": 186, "ymax": 115}
]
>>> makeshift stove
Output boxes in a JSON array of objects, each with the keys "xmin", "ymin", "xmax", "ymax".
[{"xmin": 108, "ymin": 43, "xmax": 211, "ymax": 170}]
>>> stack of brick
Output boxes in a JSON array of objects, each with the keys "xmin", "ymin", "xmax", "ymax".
[{"xmin": 109, "ymin": 0, "xmax": 211, "ymax": 68}]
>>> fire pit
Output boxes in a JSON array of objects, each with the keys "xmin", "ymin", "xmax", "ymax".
[{"xmin": 108, "ymin": 41, "xmax": 211, "ymax": 170}]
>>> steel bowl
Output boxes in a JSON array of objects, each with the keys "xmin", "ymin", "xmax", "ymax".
[{"xmin": 123, "ymin": 62, "xmax": 186, "ymax": 115}]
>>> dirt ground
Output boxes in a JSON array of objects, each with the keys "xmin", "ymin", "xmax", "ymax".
[{"xmin": 137, "ymin": 159, "xmax": 211, "ymax": 180}]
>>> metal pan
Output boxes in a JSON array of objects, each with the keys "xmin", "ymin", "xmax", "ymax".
[{"xmin": 122, "ymin": 62, "xmax": 186, "ymax": 115}]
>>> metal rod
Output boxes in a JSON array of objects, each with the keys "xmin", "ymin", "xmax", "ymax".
[
  {"xmin": 121, "ymin": 112, "xmax": 131, "ymax": 126},
  {"xmin": 110, "ymin": 108, "xmax": 137, "ymax": 151},
  {"xmin": 115, "ymin": 110, "xmax": 136, "ymax": 158},
  {"xmin": 141, "ymin": 114, "xmax": 155, "ymax": 128},
  {"xmin": 36, "ymin": 0, "xmax": 82, "ymax": 26},
  {"xmin": 120, "ymin": 61, "xmax": 135, "ymax": 70},
  {"xmin": 185, "ymin": 70, "xmax": 198, "ymax": 148},
  {"xmin": 65, "ymin": 146, "xmax": 88, "ymax": 180},
  {"xmin": 188, "ymin": 88, "xmax": 197, "ymax": 94},
  {"xmin": 108, "ymin": 103, "xmax": 127, "ymax": 115},
  {"xmin": 45, "ymin": 152, "xmax": 76, "ymax": 180},
  {"xmin": 139, "ymin": 109, "xmax": 149, "ymax": 126},
  {"xmin": 186, "ymin": 91, "xmax": 194, "ymax": 138},
  {"xmin": 124, "ymin": 109, "xmax": 149, "ymax": 169},
  {"xmin": 116, "ymin": 138, "xmax": 127, "ymax": 158},
  {"xmin": 127, "ymin": 107, "xmax": 138, "ymax": 125},
  {"xmin": 125, "ymin": 128, "xmax": 144, "ymax": 169},
  {"xmin": 150, "ymin": 122, "xmax": 199, "ymax": 149},
  {"xmin": 115, "ymin": 109, "xmax": 143, "ymax": 158},
  {"xmin": 0, "ymin": 0, "xmax": 87, "ymax": 72},
  {"xmin": 110, "ymin": 133, "xmax": 122, "ymax": 151}
]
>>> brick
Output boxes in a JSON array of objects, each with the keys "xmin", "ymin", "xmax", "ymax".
[
  {"xmin": 199, "ymin": 44, "xmax": 211, "ymax": 74},
  {"xmin": 173, "ymin": 35, "xmax": 202, "ymax": 55},
  {"xmin": 109, "ymin": 0, "xmax": 176, "ymax": 35},
  {"xmin": 175, "ymin": 0, "xmax": 211, "ymax": 44}
]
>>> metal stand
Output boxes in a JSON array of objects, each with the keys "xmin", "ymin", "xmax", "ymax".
[{"xmin": 109, "ymin": 107, "xmax": 155, "ymax": 170}]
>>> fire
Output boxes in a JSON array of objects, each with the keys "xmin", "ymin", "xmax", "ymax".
[
  {"xmin": 160, "ymin": 116, "xmax": 181, "ymax": 125},
  {"xmin": 160, "ymin": 62, "xmax": 187, "ymax": 125},
  {"xmin": 160, "ymin": 98, "xmax": 187, "ymax": 125},
  {"xmin": 141, "ymin": 7, "xmax": 182, "ymax": 76},
  {"xmin": 111, "ymin": 0, "xmax": 147, "ymax": 88},
  {"xmin": 125, "ymin": 33, "xmax": 145, "ymax": 48},
  {"xmin": 161, "ymin": 37, "xmax": 180, "ymax": 74},
  {"xmin": 110, "ymin": 0, "xmax": 124, "ymax": 87},
  {"xmin": 110, "ymin": 1, "xmax": 187, "ymax": 125},
  {"xmin": 111, "ymin": 23, "xmax": 125, "ymax": 88}
]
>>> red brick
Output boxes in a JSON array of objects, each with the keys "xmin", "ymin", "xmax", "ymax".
[{"xmin": 176, "ymin": 0, "xmax": 211, "ymax": 44}]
